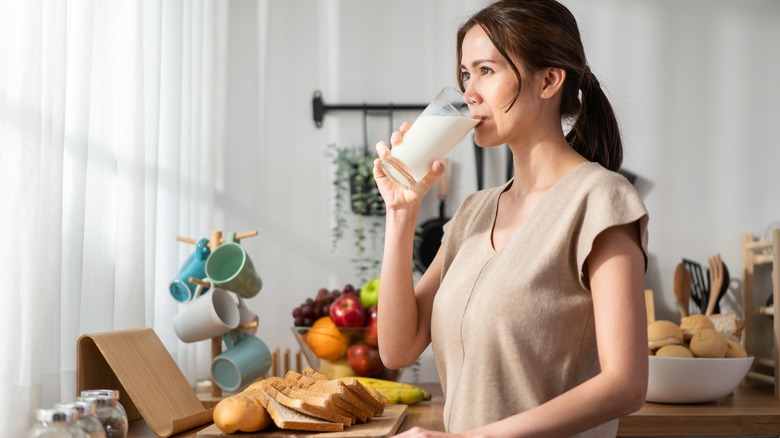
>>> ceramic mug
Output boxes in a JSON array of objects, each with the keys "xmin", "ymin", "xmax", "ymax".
[
  {"xmin": 205, "ymin": 233, "xmax": 262, "ymax": 299},
  {"xmin": 169, "ymin": 238, "xmax": 211, "ymax": 302},
  {"xmin": 211, "ymin": 331, "xmax": 271, "ymax": 391},
  {"xmin": 173, "ymin": 285, "xmax": 240, "ymax": 343}
]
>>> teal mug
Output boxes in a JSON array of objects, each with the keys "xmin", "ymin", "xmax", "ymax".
[
  {"xmin": 169, "ymin": 238, "xmax": 211, "ymax": 302},
  {"xmin": 205, "ymin": 233, "xmax": 262, "ymax": 298},
  {"xmin": 211, "ymin": 331, "xmax": 271, "ymax": 391}
]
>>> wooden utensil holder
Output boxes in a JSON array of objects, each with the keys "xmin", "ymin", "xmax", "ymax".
[
  {"xmin": 741, "ymin": 229, "xmax": 780, "ymax": 397},
  {"xmin": 177, "ymin": 229, "xmax": 259, "ymax": 398}
]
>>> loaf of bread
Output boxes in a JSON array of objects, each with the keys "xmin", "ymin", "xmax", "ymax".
[{"xmin": 212, "ymin": 367, "xmax": 383, "ymax": 434}]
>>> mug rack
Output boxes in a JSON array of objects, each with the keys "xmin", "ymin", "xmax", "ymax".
[
  {"xmin": 311, "ymin": 90, "xmax": 426, "ymax": 128},
  {"xmin": 176, "ymin": 229, "xmax": 259, "ymax": 398}
]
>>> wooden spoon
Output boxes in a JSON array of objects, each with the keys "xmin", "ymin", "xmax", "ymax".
[
  {"xmin": 673, "ymin": 262, "xmax": 691, "ymax": 318},
  {"xmin": 706, "ymin": 254, "xmax": 724, "ymax": 316}
]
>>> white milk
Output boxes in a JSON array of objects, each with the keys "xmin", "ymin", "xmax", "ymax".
[{"xmin": 381, "ymin": 115, "xmax": 478, "ymax": 188}]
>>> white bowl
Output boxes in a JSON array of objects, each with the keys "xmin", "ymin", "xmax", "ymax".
[{"xmin": 646, "ymin": 356, "xmax": 754, "ymax": 404}]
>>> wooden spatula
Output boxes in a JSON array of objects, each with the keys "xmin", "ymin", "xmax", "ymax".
[{"xmin": 673, "ymin": 262, "xmax": 692, "ymax": 318}]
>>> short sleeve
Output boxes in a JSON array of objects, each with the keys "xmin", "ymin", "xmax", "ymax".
[{"xmin": 575, "ymin": 171, "xmax": 649, "ymax": 287}]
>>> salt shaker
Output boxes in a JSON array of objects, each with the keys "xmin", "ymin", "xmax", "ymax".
[
  {"xmin": 77, "ymin": 395, "xmax": 127, "ymax": 438},
  {"xmin": 57, "ymin": 401, "xmax": 106, "ymax": 438}
]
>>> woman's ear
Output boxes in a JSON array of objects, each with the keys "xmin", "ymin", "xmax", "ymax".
[{"xmin": 538, "ymin": 67, "xmax": 566, "ymax": 99}]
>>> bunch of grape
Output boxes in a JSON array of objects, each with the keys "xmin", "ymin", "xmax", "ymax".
[{"xmin": 292, "ymin": 284, "xmax": 360, "ymax": 327}]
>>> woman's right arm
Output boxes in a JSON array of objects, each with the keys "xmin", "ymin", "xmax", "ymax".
[{"xmin": 373, "ymin": 123, "xmax": 445, "ymax": 369}]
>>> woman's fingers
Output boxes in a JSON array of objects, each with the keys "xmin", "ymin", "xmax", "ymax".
[
  {"xmin": 375, "ymin": 140, "xmax": 391, "ymax": 159},
  {"xmin": 390, "ymin": 121, "xmax": 412, "ymax": 147},
  {"xmin": 410, "ymin": 160, "xmax": 446, "ymax": 198}
]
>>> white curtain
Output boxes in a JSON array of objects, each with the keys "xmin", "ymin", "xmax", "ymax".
[{"xmin": 0, "ymin": 0, "xmax": 227, "ymax": 434}]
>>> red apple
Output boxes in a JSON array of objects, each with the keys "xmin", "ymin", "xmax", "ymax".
[
  {"xmin": 347, "ymin": 344, "xmax": 383, "ymax": 377},
  {"xmin": 329, "ymin": 294, "xmax": 367, "ymax": 328},
  {"xmin": 364, "ymin": 305, "xmax": 378, "ymax": 347}
]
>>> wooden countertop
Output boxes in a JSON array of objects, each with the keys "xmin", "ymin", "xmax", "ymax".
[{"xmin": 129, "ymin": 382, "xmax": 780, "ymax": 437}]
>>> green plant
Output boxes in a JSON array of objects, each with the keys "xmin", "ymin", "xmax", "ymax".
[{"xmin": 327, "ymin": 143, "xmax": 385, "ymax": 284}]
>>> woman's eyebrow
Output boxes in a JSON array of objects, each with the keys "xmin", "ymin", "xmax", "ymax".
[{"xmin": 460, "ymin": 58, "xmax": 498, "ymax": 69}]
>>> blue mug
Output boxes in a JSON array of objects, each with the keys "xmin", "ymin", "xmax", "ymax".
[
  {"xmin": 169, "ymin": 238, "xmax": 211, "ymax": 302},
  {"xmin": 211, "ymin": 331, "xmax": 271, "ymax": 391}
]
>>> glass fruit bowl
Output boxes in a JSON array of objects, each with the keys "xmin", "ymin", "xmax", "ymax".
[{"xmin": 291, "ymin": 322, "xmax": 402, "ymax": 381}]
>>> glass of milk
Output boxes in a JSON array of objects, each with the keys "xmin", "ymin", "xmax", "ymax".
[{"xmin": 380, "ymin": 87, "xmax": 477, "ymax": 189}]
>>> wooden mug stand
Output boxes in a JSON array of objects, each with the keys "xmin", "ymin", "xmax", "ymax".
[{"xmin": 176, "ymin": 229, "xmax": 259, "ymax": 398}]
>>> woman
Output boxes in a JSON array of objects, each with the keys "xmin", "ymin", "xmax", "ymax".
[{"xmin": 373, "ymin": 0, "xmax": 649, "ymax": 436}]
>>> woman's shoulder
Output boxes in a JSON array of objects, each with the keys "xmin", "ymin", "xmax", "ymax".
[{"xmin": 573, "ymin": 162, "xmax": 634, "ymax": 187}]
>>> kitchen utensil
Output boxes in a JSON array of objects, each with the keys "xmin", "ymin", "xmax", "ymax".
[
  {"xmin": 712, "ymin": 260, "xmax": 730, "ymax": 314},
  {"xmin": 673, "ymin": 262, "xmax": 691, "ymax": 317},
  {"xmin": 683, "ymin": 258, "xmax": 709, "ymax": 314},
  {"xmin": 413, "ymin": 160, "xmax": 450, "ymax": 273},
  {"xmin": 706, "ymin": 254, "xmax": 724, "ymax": 316}
]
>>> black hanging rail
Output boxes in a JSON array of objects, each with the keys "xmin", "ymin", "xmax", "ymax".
[{"xmin": 312, "ymin": 90, "xmax": 427, "ymax": 128}]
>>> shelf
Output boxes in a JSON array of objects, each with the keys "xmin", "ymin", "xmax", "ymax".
[{"xmin": 741, "ymin": 229, "xmax": 780, "ymax": 397}]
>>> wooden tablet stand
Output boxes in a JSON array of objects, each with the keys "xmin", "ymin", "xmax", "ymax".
[{"xmin": 76, "ymin": 328, "xmax": 213, "ymax": 437}]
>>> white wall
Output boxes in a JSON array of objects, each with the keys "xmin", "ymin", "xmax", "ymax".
[{"xmin": 216, "ymin": 0, "xmax": 780, "ymax": 383}]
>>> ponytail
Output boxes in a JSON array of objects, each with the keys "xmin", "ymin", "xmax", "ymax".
[{"xmin": 565, "ymin": 67, "xmax": 623, "ymax": 172}]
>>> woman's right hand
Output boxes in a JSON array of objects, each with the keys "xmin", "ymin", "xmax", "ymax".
[{"xmin": 373, "ymin": 122, "xmax": 445, "ymax": 212}]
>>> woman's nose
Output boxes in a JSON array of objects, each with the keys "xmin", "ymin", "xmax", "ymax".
[{"xmin": 463, "ymin": 86, "xmax": 479, "ymax": 106}]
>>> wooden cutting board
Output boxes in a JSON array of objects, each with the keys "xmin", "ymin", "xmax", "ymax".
[{"xmin": 196, "ymin": 404, "xmax": 408, "ymax": 438}]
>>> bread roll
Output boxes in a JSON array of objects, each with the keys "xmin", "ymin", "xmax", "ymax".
[
  {"xmin": 689, "ymin": 328, "xmax": 728, "ymax": 358},
  {"xmin": 213, "ymin": 393, "xmax": 273, "ymax": 433},
  {"xmin": 679, "ymin": 314, "xmax": 715, "ymax": 341},
  {"xmin": 655, "ymin": 344, "xmax": 694, "ymax": 358},
  {"xmin": 648, "ymin": 320, "xmax": 684, "ymax": 350},
  {"xmin": 725, "ymin": 339, "xmax": 748, "ymax": 358}
]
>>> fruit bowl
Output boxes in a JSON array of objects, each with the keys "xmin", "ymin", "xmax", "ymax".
[
  {"xmin": 291, "ymin": 325, "xmax": 402, "ymax": 382},
  {"xmin": 646, "ymin": 355, "xmax": 754, "ymax": 404}
]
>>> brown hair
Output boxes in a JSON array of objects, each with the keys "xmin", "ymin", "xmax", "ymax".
[{"xmin": 456, "ymin": 0, "xmax": 623, "ymax": 171}]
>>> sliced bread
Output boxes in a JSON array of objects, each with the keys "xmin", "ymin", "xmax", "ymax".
[
  {"xmin": 258, "ymin": 380, "xmax": 352, "ymax": 427},
  {"xmin": 252, "ymin": 386, "xmax": 344, "ymax": 432}
]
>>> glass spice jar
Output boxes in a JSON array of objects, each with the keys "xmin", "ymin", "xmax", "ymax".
[
  {"xmin": 77, "ymin": 395, "xmax": 127, "ymax": 438},
  {"xmin": 57, "ymin": 401, "xmax": 106, "ymax": 438},
  {"xmin": 79, "ymin": 390, "xmax": 127, "ymax": 422},
  {"xmin": 29, "ymin": 408, "xmax": 78, "ymax": 438}
]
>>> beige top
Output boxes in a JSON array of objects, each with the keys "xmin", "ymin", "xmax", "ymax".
[{"xmin": 431, "ymin": 162, "xmax": 649, "ymax": 437}]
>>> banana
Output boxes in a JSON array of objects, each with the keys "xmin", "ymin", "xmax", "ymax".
[{"xmin": 343, "ymin": 377, "xmax": 432, "ymax": 405}]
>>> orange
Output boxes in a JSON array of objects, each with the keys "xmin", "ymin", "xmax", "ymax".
[{"xmin": 306, "ymin": 316, "xmax": 350, "ymax": 361}]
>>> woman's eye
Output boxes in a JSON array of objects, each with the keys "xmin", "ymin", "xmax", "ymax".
[
  {"xmin": 461, "ymin": 71, "xmax": 471, "ymax": 85},
  {"xmin": 480, "ymin": 66, "xmax": 493, "ymax": 75}
]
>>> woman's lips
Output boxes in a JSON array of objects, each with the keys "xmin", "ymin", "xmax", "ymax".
[{"xmin": 473, "ymin": 116, "xmax": 486, "ymax": 127}]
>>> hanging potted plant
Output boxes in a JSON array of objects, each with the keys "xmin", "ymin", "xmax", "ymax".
[{"xmin": 327, "ymin": 143, "xmax": 385, "ymax": 283}]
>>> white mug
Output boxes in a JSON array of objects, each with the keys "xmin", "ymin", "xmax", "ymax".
[
  {"xmin": 236, "ymin": 296, "xmax": 259, "ymax": 336},
  {"xmin": 173, "ymin": 285, "xmax": 240, "ymax": 343}
]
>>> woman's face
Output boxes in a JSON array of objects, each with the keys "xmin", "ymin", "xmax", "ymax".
[{"xmin": 460, "ymin": 25, "xmax": 538, "ymax": 147}]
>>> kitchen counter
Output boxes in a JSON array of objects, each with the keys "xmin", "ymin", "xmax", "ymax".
[{"xmin": 128, "ymin": 382, "xmax": 780, "ymax": 437}]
